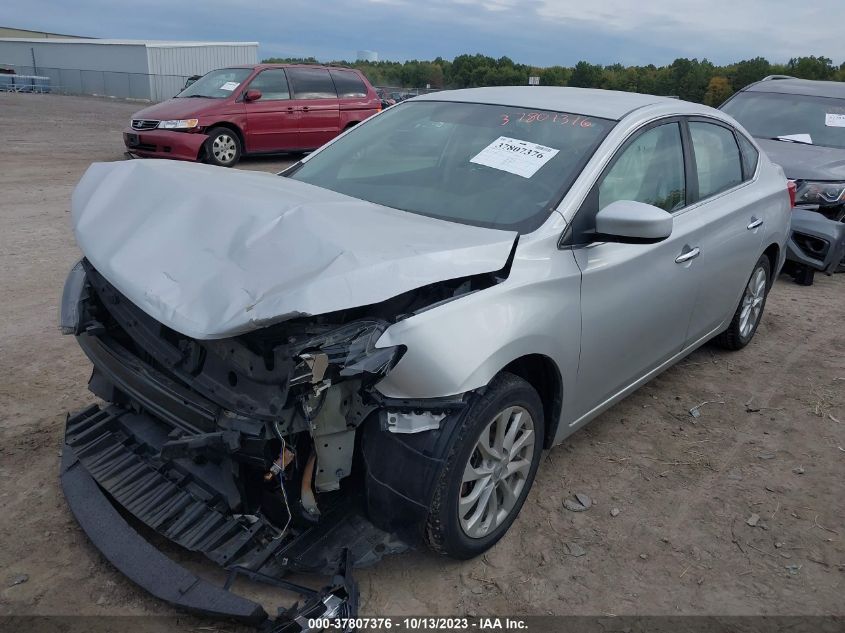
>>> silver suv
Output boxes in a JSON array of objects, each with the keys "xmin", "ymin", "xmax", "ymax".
[{"xmin": 721, "ymin": 76, "xmax": 845, "ymax": 284}]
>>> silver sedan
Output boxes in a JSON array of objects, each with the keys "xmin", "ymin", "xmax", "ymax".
[{"xmin": 62, "ymin": 86, "xmax": 792, "ymax": 610}]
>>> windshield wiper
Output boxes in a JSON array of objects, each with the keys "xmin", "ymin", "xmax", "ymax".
[{"xmin": 769, "ymin": 135, "xmax": 814, "ymax": 145}]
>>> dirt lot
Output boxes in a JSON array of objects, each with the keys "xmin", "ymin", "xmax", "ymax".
[{"xmin": 1, "ymin": 93, "xmax": 843, "ymax": 622}]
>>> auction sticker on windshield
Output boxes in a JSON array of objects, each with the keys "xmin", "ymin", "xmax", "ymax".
[
  {"xmin": 825, "ymin": 113, "xmax": 845, "ymax": 128},
  {"xmin": 219, "ymin": 81, "xmax": 240, "ymax": 91},
  {"xmin": 470, "ymin": 136, "xmax": 560, "ymax": 178}
]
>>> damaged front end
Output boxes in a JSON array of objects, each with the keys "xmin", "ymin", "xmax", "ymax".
[
  {"xmin": 784, "ymin": 208, "xmax": 845, "ymax": 284},
  {"xmin": 59, "ymin": 256, "xmax": 502, "ymax": 627}
]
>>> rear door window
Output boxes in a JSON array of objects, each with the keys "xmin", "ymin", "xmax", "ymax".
[
  {"xmin": 247, "ymin": 69, "xmax": 290, "ymax": 100},
  {"xmin": 329, "ymin": 70, "xmax": 369, "ymax": 98},
  {"xmin": 689, "ymin": 121, "xmax": 743, "ymax": 199},
  {"xmin": 287, "ymin": 68, "xmax": 337, "ymax": 99}
]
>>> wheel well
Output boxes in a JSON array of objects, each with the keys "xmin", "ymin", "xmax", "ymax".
[
  {"xmin": 206, "ymin": 122, "xmax": 245, "ymax": 151},
  {"xmin": 763, "ymin": 243, "xmax": 780, "ymax": 286},
  {"xmin": 501, "ymin": 355, "xmax": 562, "ymax": 449}
]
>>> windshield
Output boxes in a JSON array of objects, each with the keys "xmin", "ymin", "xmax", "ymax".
[
  {"xmin": 288, "ymin": 101, "xmax": 614, "ymax": 232},
  {"xmin": 722, "ymin": 91, "xmax": 845, "ymax": 150},
  {"xmin": 176, "ymin": 68, "xmax": 253, "ymax": 99}
]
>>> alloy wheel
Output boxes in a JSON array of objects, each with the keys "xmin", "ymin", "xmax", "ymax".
[
  {"xmin": 458, "ymin": 406, "xmax": 535, "ymax": 539},
  {"xmin": 739, "ymin": 266, "xmax": 767, "ymax": 338}
]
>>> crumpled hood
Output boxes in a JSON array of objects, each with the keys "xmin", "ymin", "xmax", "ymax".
[
  {"xmin": 755, "ymin": 138, "xmax": 845, "ymax": 181},
  {"xmin": 71, "ymin": 160, "xmax": 517, "ymax": 340}
]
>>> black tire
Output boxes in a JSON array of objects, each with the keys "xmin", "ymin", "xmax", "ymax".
[
  {"xmin": 425, "ymin": 372, "xmax": 544, "ymax": 559},
  {"xmin": 204, "ymin": 127, "xmax": 241, "ymax": 167},
  {"xmin": 713, "ymin": 254, "xmax": 771, "ymax": 351},
  {"xmin": 792, "ymin": 265, "xmax": 815, "ymax": 286}
]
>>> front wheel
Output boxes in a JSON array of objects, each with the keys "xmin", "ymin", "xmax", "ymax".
[
  {"xmin": 204, "ymin": 127, "xmax": 241, "ymax": 167},
  {"xmin": 425, "ymin": 373, "xmax": 544, "ymax": 559},
  {"xmin": 714, "ymin": 254, "xmax": 771, "ymax": 350}
]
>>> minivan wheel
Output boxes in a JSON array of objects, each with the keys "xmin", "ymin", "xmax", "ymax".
[
  {"xmin": 204, "ymin": 127, "xmax": 241, "ymax": 167},
  {"xmin": 425, "ymin": 373, "xmax": 544, "ymax": 559},
  {"xmin": 714, "ymin": 254, "xmax": 771, "ymax": 351}
]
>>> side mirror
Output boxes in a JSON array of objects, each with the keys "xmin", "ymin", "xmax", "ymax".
[
  {"xmin": 594, "ymin": 200, "xmax": 673, "ymax": 243},
  {"xmin": 244, "ymin": 89, "xmax": 262, "ymax": 102}
]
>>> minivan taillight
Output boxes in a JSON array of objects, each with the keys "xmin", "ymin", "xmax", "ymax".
[{"xmin": 787, "ymin": 180, "xmax": 796, "ymax": 208}]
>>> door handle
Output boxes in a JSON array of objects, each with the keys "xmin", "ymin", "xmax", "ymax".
[
  {"xmin": 286, "ymin": 107, "xmax": 295, "ymax": 112},
  {"xmin": 675, "ymin": 247, "xmax": 700, "ymax": 264},
  {"xmin": 747, "ymin": 217, "xmax": 763, "ymax": 230},
  {"xmin": 302, "ymin": 106, "xmax": 310, "ymax": 111}
]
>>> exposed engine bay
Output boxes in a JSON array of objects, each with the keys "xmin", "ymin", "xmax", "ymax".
[{"xmin": 60, "ymin": 253, "xmax": 510, "ymax": 627}]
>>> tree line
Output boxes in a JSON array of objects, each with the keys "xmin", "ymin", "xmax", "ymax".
[{"xmin": 262, "ymin": 54, "xmax": 844, "ymax": 105}]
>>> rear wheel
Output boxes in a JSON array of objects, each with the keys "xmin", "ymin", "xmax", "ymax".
[
  {"xmin": 714, "ymin": 255, "xmax": 771, "ymax": 350},
  {"xmin": 204, "ymin": 127, "xmax": 241, "ymax": 167},
  {"xmin": 425, "ymin": 373, "xmax": 544, "ymax": 559}
]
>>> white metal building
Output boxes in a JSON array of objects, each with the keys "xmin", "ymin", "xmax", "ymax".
[{"xmin": 0, "ymin": 38, "xmax": 258, "ymax": 101}]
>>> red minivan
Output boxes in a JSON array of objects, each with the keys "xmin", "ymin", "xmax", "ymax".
[{"xmin": 123, "ymin": 64, "xmax": 381, "ymax": 167}]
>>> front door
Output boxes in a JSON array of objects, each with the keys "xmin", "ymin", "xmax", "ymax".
[
  {"xmin": 244, "ymin": 68, "xmax": 299, "ymax": 152},
  {"xmin": 285, "ymin": 67, "xmax": 341, "ymax": 149},
  {"xmin": 570, "ymin": 121, "xmax": 701, "ymax": 423}
]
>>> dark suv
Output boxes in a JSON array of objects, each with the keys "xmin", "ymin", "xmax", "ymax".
[
  {"xmin": 721, "ymin": 76, "xmax": 845, "ymax": 284},
  {"xmin": 124, "ymin": 64, "xmax": 381, "ymax": 167}
]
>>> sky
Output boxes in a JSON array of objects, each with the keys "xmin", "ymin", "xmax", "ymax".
[{"xmin": 3, "ymin": 0, "xmax": 844, "ymax": 67}]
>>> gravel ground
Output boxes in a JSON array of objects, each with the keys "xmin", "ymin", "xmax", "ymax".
[{"xmin": 1, "ymin": 92, "xmax": 843, "ymax": 623}]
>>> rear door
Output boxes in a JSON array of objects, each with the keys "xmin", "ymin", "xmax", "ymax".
[
  {"xmin": 243, "ymin": 68, "xmax": 299, "ymax": 152},
  {"xmin": 329, "ymin": 69, "xmax": 379, "ymax": 127},
  {"xmin": 569, "ymin": 120, "xmax": 702, "ymax": 422},
  {"xmin": 285, "ymin": 67, "xmax": 341, "ymax": 149},
  {"xmin": 682, "ymin": 119, "xmax": 765, "ymax": 343}
]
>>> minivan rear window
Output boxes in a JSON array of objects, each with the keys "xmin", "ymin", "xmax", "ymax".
[
  {"xmin": 287, "ymin": 68, "xmax": 337, "ymax": 100},
  {"xmin": 329, "ymin": 70, "xmax": 368, "ymax": 98}
]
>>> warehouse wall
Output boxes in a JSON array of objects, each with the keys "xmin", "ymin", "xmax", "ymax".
[
  {"xmin": 146, "ymin": 44, "xmax": 258, "ymax": 101},
  {"xmin": 0, "ymin": 39, "xmax": 258, "ymax": 101},
  {"xmin": 0, "ymin": 27, "xmax": 88, "ymax": 39},
  {"xmin": 0, "ymin": 39, "xmax": 151, "ymax": 98}
]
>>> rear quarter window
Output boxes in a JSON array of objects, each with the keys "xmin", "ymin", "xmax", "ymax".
[
  {"xmin": 330, "ymin": 70, "xmax": 369, "ymax": 98},
  {"xmin": 287, "ymin": 68, "xmax": 337, "ymax": 100},
  {"xmin": 736, "ymin": 133, "xmax": 760, "ymax": 179}
]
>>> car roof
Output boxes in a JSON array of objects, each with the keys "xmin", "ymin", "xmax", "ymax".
[
  {"xmin": 222, "ymin": 63, "xmax": 360, "ymax": 72},
  {"xmin": 742, "ymin": 77, "xmax": 845, "ymax": 99},
  {"xmin": 412, "ymin": 86, "xmax": 707, "ymax": 121}
]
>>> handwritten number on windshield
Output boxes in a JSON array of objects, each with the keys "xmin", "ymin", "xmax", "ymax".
[{"xmin": 501, "ymin": 112, "xmax": 593, "ymax": 128}]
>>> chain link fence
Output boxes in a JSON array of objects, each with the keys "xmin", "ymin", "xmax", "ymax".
[{"xmin": 2, "ymin": 65, "xmax": 192, "ymax": 101}]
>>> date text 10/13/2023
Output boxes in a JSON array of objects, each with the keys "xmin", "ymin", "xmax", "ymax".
[{"xmin": 306, "ymin": 616, "xmax": 530, "ymax": 630}]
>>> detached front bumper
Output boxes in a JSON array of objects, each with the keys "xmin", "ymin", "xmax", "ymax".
[
  {"xmin": 123, "ymin": 127, "xmax": 208, "ymax": 162},
  {"xmin": 787, "ymin": 209, "xmax": 845, "ymax": 274},
  {"xmin": 60, "ymin": 404, "xmax": 361, "ymax": 631}
]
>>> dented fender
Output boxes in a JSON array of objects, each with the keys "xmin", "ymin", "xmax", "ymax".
[{"xmin": 374, "ymin": 234, "xmax": 581, "ymax": 443}]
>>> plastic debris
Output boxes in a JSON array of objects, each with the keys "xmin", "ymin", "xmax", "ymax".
[
  {"xmin": 8, "ymin": 574, "xmax": 29, "ymax": 587},
  {"xmin": 563, "ymin": 494, "xmax": 592, "ymax": 512}
]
